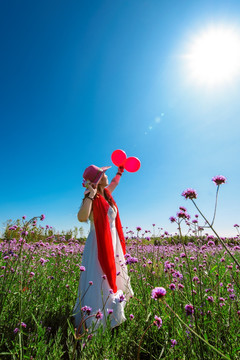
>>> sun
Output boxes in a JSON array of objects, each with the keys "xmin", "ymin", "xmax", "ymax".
[{"xmin": 185, "ymin": 25, "xmax": 240, "ymax": 87}]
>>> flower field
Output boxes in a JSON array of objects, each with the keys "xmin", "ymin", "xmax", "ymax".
[
  {"xmin": 1, "ymin": 221, "xmax": 240, "ymax": 359},
  {"xmin": 1, "ymin": 177, "xmax": 240, "ymax": 359}
]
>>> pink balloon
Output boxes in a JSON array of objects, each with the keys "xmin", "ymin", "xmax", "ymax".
[
  {"xmin": 111, "ymin": 149, "xmax": 127, "ymax": 167},
  {"xmin": 124, "ymin": 157, "xmax": 141, "ymax": 172}
]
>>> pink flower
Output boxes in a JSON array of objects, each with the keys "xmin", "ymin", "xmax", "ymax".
[
  {"xmin": 153, "ymin": 315, "xmax": 162, "ymax": 329},
  {"xmin": 207, "ymin": 296, "xmax": 214, "ymax": 303},
  {"xmin": 182, "ymin": 188, "xmax": 198, "ymax": 200},
  {"xmin": 179, "ymin": 206, "xmax": 187, "ymax": 212},
  {"xmin": 151, "ymin": 287, "xmax": 167, "ymax": 300},
  {"xmin": 177, "ymin": 211, "xmax": 190, "ymax": 220},
  {"xmin": 171, "ymin": 339, "xmax": 177, "ymax": 347},
  {"xmin": 118, "ymin": 294, "xmax": 126, "ymax": 303},
  {"xmin": 130, "ymin": 314, "xmax": 134, "ymax": 319},
  {"xmin": 40, "ymin": 214, "xmax": 45, "ymax": 221},
  {"xmin": 80, "ymin": 266, "xmax": 86, "ymax": 272},
  {"xmin": 185, "ymin": 304, "xmax": 194, "ymax": 316},
  {"xmin": 212, "ymin": 175, "xmax": 226, "ymax": 186},
  {"xmin": 95, "ymin": 310, "xmax": 103, "ymax": 320}
]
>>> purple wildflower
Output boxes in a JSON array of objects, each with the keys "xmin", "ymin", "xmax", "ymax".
[
  {"xmin": 212, "ymin": 175, "xmax": 226, "ymax": 186},
  {"xmin": 130, "ymin": 314, "xmax": 134, "ymax": 319},
  {"xmin": 95, "ymin": 310, "xmax": 103, "ymax": 320},
  {"xmin": 151, "ymin": 287, "xmax": 167, "ymax": 300},
  {"xmin": 40, "ymin": 214, "xmax": 45, "ymax": 221},
  {"xmin": 118, "ymin": 294, "xmax": 126, "ymax": 303},
  {"xmin": 14, "ymin": 328, "xmax": 20, "ymax": 334},
  {"xmin": 153, "ymin": 315, "xmax": 162, "ymax": 329},
  {"xmin": 171, "ymin": 339, "xmax": 177, "ymax": 347},
  {"xmin": 169, "ymin": 283, "xmax": 176, "ymax": 290},
  {"xmin": 182, "ymin": 188, "xmax": 198, "ymax": 200},
  {"xmin": 177, "ymin": 211, "xmax": 190, "ymax": 220},
  {"xmin": 207, "ymin": 296, "xmax": 214, "ymax": 303},
  {"xmin": 185, "ymin": 304, "xmax": 194, "ymax": 316}
]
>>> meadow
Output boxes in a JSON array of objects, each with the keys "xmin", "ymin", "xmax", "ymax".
[{"xmin": 1, "ymin": 177, "xmax": 240, "ymax": 359}]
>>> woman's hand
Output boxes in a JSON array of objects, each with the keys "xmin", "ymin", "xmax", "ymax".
[
  {"xmin": 118, "ymin": 166, "xmax": 124, "ymax": 174},
  {"xmin": 84, "ymin": 183, "xmax": 97, "ymax": 198}
]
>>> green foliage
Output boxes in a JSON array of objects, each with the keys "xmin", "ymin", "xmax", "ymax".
[{"xmin": 1, "ymin": 223, "xmax": 240, "ymax": 359}]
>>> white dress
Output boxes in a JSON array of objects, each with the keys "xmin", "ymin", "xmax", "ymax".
[{"xmin": 73, "ymin": 204, "xmax": 134, "ymax": 333}]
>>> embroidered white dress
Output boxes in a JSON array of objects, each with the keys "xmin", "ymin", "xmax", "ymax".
[{"xmin": 73, "ymin": 205, "xmax": 134, "ymax": 332}]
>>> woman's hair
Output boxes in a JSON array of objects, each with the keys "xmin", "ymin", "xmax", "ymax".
[{"xmin": 103, "ymin": 188, "xmax": 114, "ymax": 208}]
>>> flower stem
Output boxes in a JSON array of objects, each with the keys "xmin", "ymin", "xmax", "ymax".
[
  {"xmin": 137, "ymin": 322, "xmax": 154, "ymax": 360},
  {"xmin": 210, "ymin": 185, "xmax": 219, "ymax": 227},
  {"xmin": 191, "ymin": 199, "xmax": 240, "ymax": 269},
  {"xmin": 164, "ymin": 301, "xmax": 230, "ymax": 360}
]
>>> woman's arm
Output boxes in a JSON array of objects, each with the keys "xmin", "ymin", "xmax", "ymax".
[
  {"xmin": 106, "ymin": 167, "xmax": 124, "ymax": 194},
  {"xmin": 77, "ymin": 184, "xmax": 97, "ymax": 222},
  {"xmin": 77, "ymin": 197, "xmax": 93, "ymax": 222}
]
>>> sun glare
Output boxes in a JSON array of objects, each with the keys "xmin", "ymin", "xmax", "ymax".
[{"xmin": 185, "ymin": 26, "xmax": 240, "ymax": 87}]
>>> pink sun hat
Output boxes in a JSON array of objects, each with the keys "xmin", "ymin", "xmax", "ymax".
[{"xmin": 83, "ymin": 165, "xmax": 111, "ymax": 185}]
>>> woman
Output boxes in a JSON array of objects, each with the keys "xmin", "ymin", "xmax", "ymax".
[{"xmin": 73, "ymin": 164, "xmax": 134, "ymax": 334}]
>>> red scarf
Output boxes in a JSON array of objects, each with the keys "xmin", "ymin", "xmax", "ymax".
[{"xmin": 92, "ymin": 188, "xmax": 126, "ymax": 293}]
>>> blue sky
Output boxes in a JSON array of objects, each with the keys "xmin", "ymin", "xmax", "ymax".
[{"xmin": 1, "ymin": 0, "xmax": 240, "ymax": 237}]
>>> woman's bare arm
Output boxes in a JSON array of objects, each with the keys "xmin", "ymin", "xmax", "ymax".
[
  {"xmin": 106, "ymin": 173, "xmax": 122, "ymax": 194},
  {"xmin": 106, "ymin": 167, "xmax": 124, "ymax": 194},
  {"xmin": 77, "ymin": 184, "xmax": 97, "ymax": 222},
  {"xmin": 77, "ymin": 197, "xmax": 93, "ymax": 222}
]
